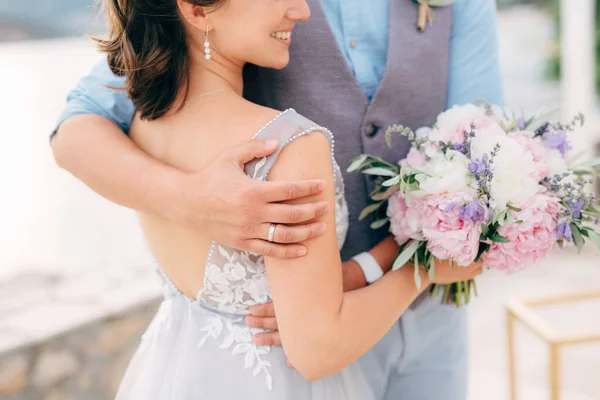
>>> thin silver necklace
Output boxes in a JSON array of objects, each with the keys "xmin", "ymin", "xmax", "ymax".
[{"xmin": 187, "ymin": 88, "xmax": 232, "ymax": 103}]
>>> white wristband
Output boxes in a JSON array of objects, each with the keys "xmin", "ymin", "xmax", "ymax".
[{"xmin": 352, "ymin": 252, "xmax": 384, "ymax": 285}]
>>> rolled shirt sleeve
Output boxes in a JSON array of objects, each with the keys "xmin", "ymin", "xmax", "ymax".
[{"xmin": 52, "ymin": 56, "xmax": 135, "ymax": 139}]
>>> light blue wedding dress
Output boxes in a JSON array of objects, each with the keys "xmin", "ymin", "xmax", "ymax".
[{"xmin": 114, "ymin": 109, "xmax": 376, "ymax": 399}]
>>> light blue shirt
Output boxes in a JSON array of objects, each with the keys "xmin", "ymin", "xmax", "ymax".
[{"xmin": 55, "ymin": 0, "xmax": 504, "ymax": 134}]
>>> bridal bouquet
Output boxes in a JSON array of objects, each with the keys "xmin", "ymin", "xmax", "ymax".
[{"xmin": 349, "ymin": 103, "xmax": 600, "ymax": 306}]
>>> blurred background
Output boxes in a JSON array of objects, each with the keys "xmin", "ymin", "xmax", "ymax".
[{"xmin": 0, "ymin": 0, "xmax": 599, "ymax": 399}]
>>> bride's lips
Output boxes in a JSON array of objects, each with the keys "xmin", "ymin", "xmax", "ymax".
[{"xmin": 270, "ymin": 30, "xmax": 293, "ymax": 46}]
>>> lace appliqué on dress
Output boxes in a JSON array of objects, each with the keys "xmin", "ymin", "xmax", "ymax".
[
  {"xmin": 198, "ymin": 316, "xmax": 274, "ymax": 390},
  {"xmin": 201, "ymin": 245, "xmax": 272, "ymax": 314}
]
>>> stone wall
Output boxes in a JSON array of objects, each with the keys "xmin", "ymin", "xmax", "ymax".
[{"xmin": 0, "ymin": 301, "xmax": 159, "ymax": 400}]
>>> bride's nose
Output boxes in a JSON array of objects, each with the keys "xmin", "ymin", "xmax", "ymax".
[{"xmin": 286, "ymin": 1, "xmax": 311, "ymax": 22}]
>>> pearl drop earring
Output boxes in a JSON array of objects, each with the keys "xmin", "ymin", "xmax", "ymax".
[{"xmin": 204, "ymin": 25, "xmax": 211, "ymax": 60}]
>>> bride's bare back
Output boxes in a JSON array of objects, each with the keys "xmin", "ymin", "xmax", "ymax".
[{"xmin": 129, "ymin": 95, "xmax": 281, "ymax": 299}]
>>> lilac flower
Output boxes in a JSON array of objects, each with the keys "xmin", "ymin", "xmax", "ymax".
[
  {"xmin": 469, "ymin": 158, "xmax": 486, "ymax": 175},
  {"xmin": 444, "ymin": 202, "xmax": 458, "ymax": 213},
  {"xmin": 566, "ymin": 197, "xmax": 585, "ymax": 220},
  {"xmin": 557, "ymin": 220, "xmax": 573, "ymax": 242},
  {"xmin": 542, "ymin": 130, "xmax": 571, "ymax": 156},
  {"xmin": 452, "ymin": 142, "xmax": 464, "ymax": 151},
  {"xmin": 458, "ymin": 199, "xmax": 486, "ymax": 222},
  {"xmin": 516, "ymin": 117, "xmax": 526, "ymax": 130}
]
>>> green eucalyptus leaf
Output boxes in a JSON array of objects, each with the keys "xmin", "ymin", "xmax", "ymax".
[
  {"xmin": 371, "ymin": 186, "xmax": 399, "ymax": 201},
  {"xmin": 427, "ymin": 0, "xmax": 456, "ymax": 6},
  {"xmin": 490, "ymin": 233, "xmax": 510, "ymax": 243},
  {"xmin": 383, "ymin": 175, "xmax": 401, "ymax": 187},
  {"xmin": 362, "ymin": 167, "xmax": 397, "ymax": 177},
  {"xmin": 413, "ymin": 250, "xmax": 422, "ymax": 290},
  {"xmin": 571, "ymin": 223, "xmax": 585, "ymax": 253},
  {"xmin": 586, "ymin": 229, "xmax": 600, "ymax": 254},
  {"xmin": 568, "ymin": 150, "xmax": 587, "ymax": 165},
  {"xmin": 580, "ymin": 158, "xmax": 600, "ymax": 168},
  {"xmin": 506, "ymin": 211, "xmax": 516, "ymax": 224},
  {"xmin": 347, "ymin": 154, "xmax": 368, "ymax": 172},
  {"xmin": 481, "ymin": 223, "xmax": 489, "ymax": 237},
  {"xmin": 359, "ymin": 202, "xmax": 383, "ymax": 221},
  {"xmin": 370, "ymin": 218, "xmax": 390, "ymax": 230},
  {"xmin": 573, "ymin": 170, "xmax": 593, "ymax": 176},
  {"xmin": 428, "ymin": 256, "xmax": 436, "ymax": 282},
  {"xmin": 393, "ymin": 240, "xmax": 421, "ymax": 271}
]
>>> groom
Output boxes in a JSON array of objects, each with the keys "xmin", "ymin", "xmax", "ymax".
[{"xmin": 52, "ymin": 0, "xmax": 503, "ymax": 399}]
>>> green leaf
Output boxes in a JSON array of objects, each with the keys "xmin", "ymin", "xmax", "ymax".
[
  {"xmin": 413, "ymin": 250, "xmax": 422, "ymax": 290},
  {"xmin": 506, "ymin": 211, "xmax": 516, "ymax": 224},
  {"xmin": 573, "ymin": 170, "xmax": 593, "ymax": 176},
  {"xmin": 490, "ymin": 233, "xmax": 510, "ymax": 243},
  {"xmin": 497, "ymin": 211, "xmax": 507, "ymax": 226},
  {"xmin": 465, "ymin": 280, "xmax": 471, "ymax": 304},
  {"xmin": 580, "ymin": 158, "xmax": 600, "ymax": 168},
  {"xmin": 427, "ymin": 0, "xmax": 456, "ymax": 6},
  {"xmin": 359, "ymin": 202, "xmax": 383, "ymax": 221},
  {"xmin": 393, "ymin": 240, "xmax": 422, "ymax": 271},
  {"xmin": 567, "ymin": 150, "xmax": 587, "ymax": 165},
  {"xmin": 382, "ymin": 175, "xmax": 401, "ymax": 187},
  {"xmin": 370, "ymin": 218, "xmax": 389, "ymax": 230},
  {"xmin": 362, "ymin": 167, "xmax": 397, "ymax": 177},
  {"xmin": 507, "ymin": 205, "xmax": 522, "ymax": 212},
  {"xmin": 571, "ymin": 223, "xmax": 585, "ymax": 254},
  {"xmin": 586, "ymin": 204, "xmax": 600, "ymax": 214},
  {"xmin": 586, "ymin": 229, "xmax": 600, "ymax": 254},
  {"xmin": 347, "ymin": 154, "xmax": 368, "ymax": 172},
  {"xmin": 455, "ymin": 281, "xmax": 463, "ymax": 308},
  {"xmin": 475, "ymin": 243, "xmax": 491, "ymax": 262},
  {"xmin": 481, "ymin": 223, "xmax": 489, "ymax": 237},
  {"xmin": 428, "ymin": 256, "xmax": 436, "ymax": 282},
  {"xmin": 371, "ymin": 186, "xmax": 398, "ymax": 201}
]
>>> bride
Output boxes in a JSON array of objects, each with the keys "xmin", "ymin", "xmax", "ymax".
[{"xmin": 99, "ymin": 0, "xmax": 483, "ymax": 398}]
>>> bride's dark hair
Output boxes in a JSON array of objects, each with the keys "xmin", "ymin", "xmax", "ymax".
[{"xmin": 96, "ymin": 0, "xmax": 224, "ymax": 120}]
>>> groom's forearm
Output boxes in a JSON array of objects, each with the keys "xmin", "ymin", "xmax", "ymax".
[{"xmin": 52, "ymin": 114, "xmax": 189, "ymax": 220}]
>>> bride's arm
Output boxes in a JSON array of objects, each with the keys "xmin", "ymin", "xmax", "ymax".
[{"xmin": 265, "ymin": 131, "xmax": 430, "ymax": 380}]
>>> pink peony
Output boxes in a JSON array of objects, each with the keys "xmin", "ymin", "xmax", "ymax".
[
  {"xmin": 387, "ymin": 193, "xmax": 424, "ymax": 245},
  {"xmin": 510, "ymin": 131, "xmax": 551, "ymax": 181},
  {"xmin": 483, "ymin": 193, "xmax": 563, "ymax": 273},
  {"xmin": 400, "ymin": 147, "xmax": 427, "ymax": 167},
  {"xmin": 418, "ymin": 193, "xmax": 484, "ymax": 267},
  {"xmin": 430, "ymin": 115, "xmax": 506, "ymax": 145}
]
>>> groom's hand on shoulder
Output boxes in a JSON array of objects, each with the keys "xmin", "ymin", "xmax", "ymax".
[{"xmin": 183, "ymin": 139, "xmax": 330, "ymax": 259}]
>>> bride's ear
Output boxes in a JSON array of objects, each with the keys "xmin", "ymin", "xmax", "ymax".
[{"xmin": 177, "ymin": 0, "xmax": 212, "ymax": 33}]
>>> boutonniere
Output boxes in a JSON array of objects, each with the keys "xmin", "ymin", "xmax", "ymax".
[{"xmin": 412, "ymin": 0, "xmax": 456, "ymax": 33}]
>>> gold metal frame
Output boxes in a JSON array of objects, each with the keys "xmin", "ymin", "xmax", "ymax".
[{"xmin": 506, "ymin": 291, "xmax": 600, "ymax": 400}]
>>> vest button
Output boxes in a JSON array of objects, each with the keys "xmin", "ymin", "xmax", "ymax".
[{"xmin": 365, "ymin": 124, "xmax": 378, "ymax": 137}]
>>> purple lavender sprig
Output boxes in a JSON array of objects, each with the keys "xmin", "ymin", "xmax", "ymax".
[{"xmin": 468, "ymin": 143, "xmax": 501, "ymax": 198}]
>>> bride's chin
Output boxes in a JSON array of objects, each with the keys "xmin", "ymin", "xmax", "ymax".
[{"xmin": 270, "ymin": 56, "xmax": 291, "ymax": 71}]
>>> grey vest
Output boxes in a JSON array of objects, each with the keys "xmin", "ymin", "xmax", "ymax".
[{"xmin": 245, "ymin": 0, "xmax": 452, "ymax": 261}]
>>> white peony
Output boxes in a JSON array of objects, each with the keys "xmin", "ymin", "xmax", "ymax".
[
  {"xmin": 415, "ymin": 127, "xmax": 433, "ymax": 141},
  {"xmin": 414, "ymin": 150, "xmax": 477, "ymax": 197},
  {"xmin": 435, "ymin": 104, "xmax": 486, "ymax": 131},
  {"xmin": 471, "ymin": 134, "xmax": 539, "ymax": 210}
]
